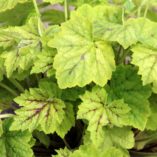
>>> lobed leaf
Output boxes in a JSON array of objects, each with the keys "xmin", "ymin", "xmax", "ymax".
[
  {"xmin": 0, "ymin": 119, "xmax": 34, "ymax": 157},
  {"xmin": 49, "ymin": 5, "xmax": 118, "ymax": 88},
  {"xmin": 77, "ymin": 86, "xmax": 131, "ymax": 142},
  {"xmin": 110, "ymin": 65, "xmax": 152, "ymax": 130},
  {"xmin": 131, "ymin": 45, "xmax": 157, "ymax": 91}
]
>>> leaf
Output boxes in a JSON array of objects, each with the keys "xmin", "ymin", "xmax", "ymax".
[
  {"xmin": 110, "ymin": 65, "xmax": 152, "ymax": 130},
  {"xmin": 31, "ymin": 25, "xmax": 60, "ymax": 76},
  {"xmin": 31, "ymin": 50, "xmax": 55, "ymax": 76},
  {"xmin": 39, "ymin": 79, "xmax": 75, "ymax": 137},
  {"xmin": 94, "ymin": 17, "xmax": 157, "ymax": 49},
  {"xmin": 61, "ymin": 87, "xmax": 85, "ymax": 101},
  {"xmin": 70, "ymin": 144, "xmax": 127, "ymax": 157},
  {"xmin": 124, "ymin": 0, "xmax": 135, "ymax": 12},
  {"xmin": 55, "ymin": 103, "xmax": 75, "ymax": 138},
  {"xmin": 95, "ymin": 21, "xmax": 137, "ymax": 48},
  {"xmin": 102, "ymin": 126, "xmax": 134, "ymax": 149},
  {"xmin": 42, "ymin": 9, "xmax": 65, "ymax": 25},
  {"xmin": 0, "ymin": 119, "xmax": 34, "ymax": 157},
  {"xmin": 54, "ymin": 148, "xmax": 72, "ymax": 157},
  {"xmin": 0, "ymin": 0, "xmax": 29, "ymax": 13},
  {"xmin": 10, "ymin": 88, "xmax": 66, "ymax": 134},
  {"xmin": 77, "ymin": 86, "xmax": 131, "ymax": 142},
  {"xmin": 131, "ymin": 45, "xmax": 157, "ymax": 91},
  {"xmin": 0, "ymin": 16, "xmax": 41, "ymax": 77},
  {"xmin": 39, "ymin": 78, "xmax": 62, "ymax": 98},
  {"xmin": 137, "ymin": 18, "xmax": 157, "ymax": 49},
  {"xmin": 93, "ymin": 18, "xmax": 141, "ymax": 49},
  {"xmin": 83, "ymin": 126, "xmax": 134, "ymax": 151},
  {"xmin": 50, "ymin": 5, "xmax": 116, "ymax": 88},
  {"xmin": 33, "ymin": 130, "xmax": 50, "ymax": 148},
  {"xmin": 146, "ymin": 94, "xmax": 157, "ymax": 130},
  {"xmin": 0, "ymin": 2, "xmax": 34, "ymax": 27},
  {"xmin": 0, "ymin": 31, "xmax": 15, "ymax": 49}
]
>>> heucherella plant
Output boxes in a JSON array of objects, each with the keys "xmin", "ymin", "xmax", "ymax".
[{"xmin": 1, "ymin": 0, "xmax": 157, "ymax": 157}]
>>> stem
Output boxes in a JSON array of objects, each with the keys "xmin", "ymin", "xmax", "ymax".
[
  {"xmin": 144, "ymin": 3, "xmax": 149, "ymax": 17},
  {"xmin": 64, "ymin": 0, "xmax": 69, "ymax": 21},
  {"xmin": 32, "ymin": 0, "xmax": 43, "ymax": 36},
  {"xmin": 0, "ymin": 113, "xmax": 14, "ymax": 119},
  {"xmin": 137, "ymin": 0, "xmax": 148, "ymax": 17},
  {"xmin": 9, "ymin": 79, "xmax": 24, "ymax": 93},
  {"xmin": 137, "ymin": 5, "xmax": 142, "ymax": 17},
  {"xmin": 116, "ymin": 45, "xmax": 122, "ymax": 64},
  {"xmin": 120, "ymin": 48, "xmax": 130, "ymax": 64},
  {"xmin": 122, "ymin": 8, "xmax": 125, "ymax": 24},
  {"xmin": 63, "ymin": 138, "xmax": 71, "ymax": 149},
  {"xmin": 0, "ymin": 82, "xmax": 18, "ymax": 97}
]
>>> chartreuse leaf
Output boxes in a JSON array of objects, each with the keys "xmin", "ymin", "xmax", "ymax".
[
  {"xmin": 0, "ymin": 30, "xmax": 15, "ymax": 49},
  {"xmin": 102, "ymin": 126, "xmax": 134, "ymax": 149},
  {"xmin": 0, "ymin": 0, "xmax": 29, "ymax": 13},
  {"xmin": 50, "ymin": 5, "xmax": 117, "ymax": 88},
  {"xmin": 110, "ymin": 65, "xmax": 152, "ymax": 130},
  {"xmin": 55, "ymin": 103, "xmax": 75, "ymax": 138},
  {"xmin": 137, "ymin": 18, "xmax": 157, "ymax": 49},
  {"xmin": 39, "ymin": 78, "xmax": 62, "ymax": 98},
  {"xmin": 131, "ymin": 45, "xmax": 157, "ymax": 91},
  {"xmin": 70, "ymin": 144, "xmax": 127, "ymax": 157},
  {"xmin": 53, "ymin": 148, "xmax": 72, "ymax": 157},
  {"xmin": 83, "ymin": 126, "xmax": 134, "ymax": 150},
  {"xmin": 0, "ymin": 16, "xmax": 41, "ymax": 78},
  {"xmin": 31, "ymin": 25, "xmax": 60, "ymax": 77},
  {"xmin": 93, "ymin": 18, "xmax": 139, "ymax": 49},
  {"xmin": 77, "ymin": 86, "xmax": 131, "ymax": 142},
  {"xmin": 55, "ymin": 144, "xmax": 128, "ymax": 157},
  {"xmin": 53, "ymin": 128, "xmax": 132, "ymax": 157},
  {"xmin": 94, "ymin": 17, "xmax": 157, "ymax": 49},
  {"xmin": 10, "ymin": 83, "xmax": 75, "ymax": 137},
  {"xmin": 39, "ymin": 79, "xmax": 75, "ymax": 137},
  {"xmin": 80, "ymin": 126, "xmax": 133, "ymax": 156},
  {"xmin": 10, "ymin": 88, "xmax": 65, "ymax": 133},
  {"xmin": 146, "ymin": 94, "xmax": 157, "ymax": 130},
  {"xmin": 31, "ymin": 50, "xmax": 55, "ymax": 76},
  {"xmin": 0, "ymin": 119, "xmax": 34, "ymax": 157}
]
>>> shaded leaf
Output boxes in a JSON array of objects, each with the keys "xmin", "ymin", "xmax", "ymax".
[
  {"xmin": 0, "ymin": 119, "xmax": 34, "ymax": 157},
  {"xmin": 0, "ymin": 0, "xmax": 29, "ymax": 13},
  {"xmin": 110, "ymin": 65, "xmax": 152, "ymax": 130}
]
